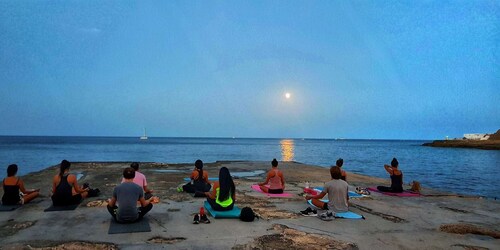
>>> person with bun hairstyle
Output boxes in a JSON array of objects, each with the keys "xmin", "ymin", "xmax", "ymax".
[
  {"xmin": 2, "ymin": 164, "xmax": 39, "ymax": 205},
  {"xmin": 205, "ymin": 167, "xmax": 235, "ymax": 211},
  {"xmin": 377, "ymin": 158, "xmax": 403, "ymax": 193},
  {"xmin": 258, "ymin": 158, "xmax": 285, "ymax": 194},
  {"xmin": 179, "ymin": 159, "xmax": 211, "ymax": 194},
  {"xmin": 51, "ymin": 160, "xmax": 89, "ymax": 206},
  {"xmin": 336, "ymin": 158, "xmax": 347, "ymax": 182}
]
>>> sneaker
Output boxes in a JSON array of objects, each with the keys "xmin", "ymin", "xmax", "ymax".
[
  {"xmin": 319, "ymin": 211, "xmax": 334, "ymax": 221},
  {"xmin": 193, "ymin": 214, "xmax": 200, "ymax": 224},
  {"xmin": 200, "ymin": 214, "xmax": 210, "ymax": 224},
  {"xmin": 177, "ymin": 186, "xmax": 183, "ymax": 193},
  {"xmin": 300, "ymin": 207, "xmax": 317, "ymax": 217}
]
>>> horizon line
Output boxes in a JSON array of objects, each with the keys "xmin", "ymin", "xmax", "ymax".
[{"xmin": 0, "ymin": 134, "xmax": 434, "ymax": 141}]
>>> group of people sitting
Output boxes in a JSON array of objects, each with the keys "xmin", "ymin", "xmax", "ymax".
[{"xmin": 2, "ymin": 157, "xmax": 404, "ymax": 223}]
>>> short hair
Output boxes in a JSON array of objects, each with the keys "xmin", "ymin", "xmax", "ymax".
[
  {"xmin": 7, "ymin": 164, "xmax": 18, "ymax": 177},
  {"xmin": 123, "ymin": 167, "xmax": 136, "ymax": 179},
  {"xmin": 336, "ymin": 158, "xmax": 343, "ymax": 167},
  {"xmin": 130, "ymin": 162, "xmax": 139, "ymax": 171},
  {"xmin": 391, "ymin": 158, "xmax": 399, "ymax": 168},
  {"xmin": 330, "ymin": 166, "xmax": 342, "ymax": 180},
  {"xmin": 272, "ymin": 158, "xmax": 278, "ymax": 167}
]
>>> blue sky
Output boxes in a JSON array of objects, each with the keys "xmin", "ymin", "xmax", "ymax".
[{"xmin": 0, "ymin": 1, "xmax": 498, "ymax": 139}]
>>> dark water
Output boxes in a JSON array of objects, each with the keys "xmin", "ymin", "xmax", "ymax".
[{"xmin": 0, "ymin": 136, "xmax": 498, "ymax": 198}]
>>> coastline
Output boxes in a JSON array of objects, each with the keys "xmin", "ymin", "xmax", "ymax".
[
  {"xmin": 423, "ymin": 140, "xmax": 500, "ymax": 150},
  {"xmin": 1, "ymin": 161, "xmax": 499, "ymax": 249}
]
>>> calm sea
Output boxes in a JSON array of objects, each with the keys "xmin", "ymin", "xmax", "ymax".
[{"xmin": 0, "ymin": 136, "xmax": 498, "ymax": 199}]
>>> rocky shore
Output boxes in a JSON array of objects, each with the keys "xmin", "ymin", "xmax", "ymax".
[
  {"xmin": 1, "ymin": 161, "xmax": 499, "ymax": 249},
  {"xmin": 423, "ymin": 130, "xmax": 500, "ymax": 150}
]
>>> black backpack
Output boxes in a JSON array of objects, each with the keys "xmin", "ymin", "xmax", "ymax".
[{"xmin": 240, "ymin": 207, "xmax": 256, "ymax": 222}]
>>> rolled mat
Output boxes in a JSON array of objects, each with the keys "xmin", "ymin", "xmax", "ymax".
[
  {"xmin": 313, "ymin": 187, "xmax": 365, "ymax": 198},
  {"xmin": 183, "ymin": 177, "xmax": 218, "ymax": 182}
]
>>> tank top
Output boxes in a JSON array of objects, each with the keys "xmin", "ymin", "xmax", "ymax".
[
  {"xmin": 54, "ymin": 175, "xmax": 73, "ymax": 198},
  {"xmin": 269, "ymin": 169, "xmax": 283, "ymax": 190},
  {"xmin": 215, "ymin": 187, "xmax": 233, "ymax": 207},
  {"xmin": 390, "ymin": 172, "xmax": 403, "ymax": 191},
  {"xmin": 2, "ymin": 178, "xmax": 21, "ymax": 205}
]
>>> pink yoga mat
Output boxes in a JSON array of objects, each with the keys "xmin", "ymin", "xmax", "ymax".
[
  {"xmin": 367, "ymin": 187, "xmax": 421, "ymax": 197},
  {"xmin": 251, "ymin": 185, "xmax": 293, "ymax": 197}
]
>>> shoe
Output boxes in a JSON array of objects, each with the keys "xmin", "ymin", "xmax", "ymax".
[
  {"xmin": 83, "ymin": 183, "xmax": 90, "ymax": 189},
  {"xmin": 200, "ymin": 214, "xmax": 210, "ymax": 224},
  {"xmin": 177, "ymin": 186, "xmax": 183, "ymax": 193},
  {"xmin": 319, "ymin": 211, "xmax": 334, "ymax": 221},
  {"xmin": 193, "ymin": 214, "xmax": 200, "ymax": 224},
  {"xmin": 300, "ymin": 207, "xmax": 317, "ymax": 217}
]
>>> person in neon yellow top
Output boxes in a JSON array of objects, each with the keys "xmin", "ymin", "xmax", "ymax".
[{"xmin": 205, "ymin": 167, "xmax": 235, "ymax": 211}]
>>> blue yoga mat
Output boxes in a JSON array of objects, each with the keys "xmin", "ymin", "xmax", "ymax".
[
  {"xmin": 314, "ymin": 187, "xmax": 364, "ymax": 198},
  {"xmin": 184, "ymin": 177, "xmax": 218, "ymax": 182},
  {"xmin": 203, "ymin": 201, "xmax": 241, "ymax": 218},
  {"xmin": 307, "ymin": 200, "xmax": 364, "ymax": 219}
]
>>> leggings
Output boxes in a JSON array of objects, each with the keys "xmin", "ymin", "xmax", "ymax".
[
  {"xmin": 206, "ymin": 197, "xmax": 234, "ymax": 211},
  {"xmin": 377, "ymin": 186, "xmax": 403, "ymax": 193}
]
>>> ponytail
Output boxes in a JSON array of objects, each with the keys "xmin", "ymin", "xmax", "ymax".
[{"xmin": 59, "ymin": 160, "xmax": 71, "ymax": 177}]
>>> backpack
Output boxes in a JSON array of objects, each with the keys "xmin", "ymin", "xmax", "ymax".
[{"xmin": 240, "ymin": 207, "xmax": 256, "ymax": 222}]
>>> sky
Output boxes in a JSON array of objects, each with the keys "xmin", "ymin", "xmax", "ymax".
[{"xmin": 0, "ymin": 1, "xmax": 498, "ymax": 140}]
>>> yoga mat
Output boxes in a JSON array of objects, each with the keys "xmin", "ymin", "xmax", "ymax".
[
  {"xmin": 204, "ymin": 201, "xmax": 241, "ymax": 218},
  {"xmin": 313, "ymin": 187, "xmax": 365, "ymax": 198},
  {"xmin": 307, "ymin": 200, "xmax": 364, "ymax": 219},
  {"xmin": 183, "ymin": 177, "xmax": 218, "ymax": 182},
  {"xmin": 44, "ymin": 203, "xmax": 80, "ymax": 212},
  {"xmin": 0, "ymin": 204, "xmax": 22, "ymax": 212},
  {"xmin": 251, "ymin": 185, "xmax": 293, "ymax": 197},
  {"xmin": 367, "ymin": 187, "xmax": 421, "ymax": 197},
  {"xmin": 108, "ymin": 217, "xmax": 151, "ymax": 234}
]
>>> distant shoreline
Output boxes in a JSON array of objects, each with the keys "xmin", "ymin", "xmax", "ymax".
[{"xmin": 422, "ymin": 140, "xmax": 500, "ymax": 150}]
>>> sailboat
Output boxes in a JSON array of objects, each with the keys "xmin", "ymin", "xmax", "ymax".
[{"xmin": 140, "ymin": 128, "xmax": 148, "ymax": 140}]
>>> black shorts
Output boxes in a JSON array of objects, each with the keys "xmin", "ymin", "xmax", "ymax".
[{"xmin": 268, "ymin": 189, "xmax": 284, "ymax": 194}]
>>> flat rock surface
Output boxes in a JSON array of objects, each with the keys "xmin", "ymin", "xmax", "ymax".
[{"xmin": 1, "ymin": 161, "xmax": 499, "ymax": 249}]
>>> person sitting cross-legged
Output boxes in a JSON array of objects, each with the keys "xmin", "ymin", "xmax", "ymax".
[{"xmin": 107, "ymin": 167, "xmax": 154, "ymax": 223}]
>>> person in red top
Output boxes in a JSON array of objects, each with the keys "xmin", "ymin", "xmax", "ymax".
[
  {"xmin": 180, "ymin": 160, "xmax": 211, "ymax": 195},
  {"xmin": 258, "ymin": 159, "xmax": 285, "ymax": 194}
]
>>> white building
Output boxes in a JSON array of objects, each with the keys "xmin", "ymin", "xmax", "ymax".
[{"xmin": 463, "ymin": 134, "xmax": 490, "ymax": 140}]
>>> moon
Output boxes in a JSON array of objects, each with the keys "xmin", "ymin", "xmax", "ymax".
[{"xmin": 285, "ymin": 93, "xmax": 291, "ymax": 99}]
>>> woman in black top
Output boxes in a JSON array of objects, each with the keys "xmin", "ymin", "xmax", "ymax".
[
  {"xmin": 51, "ymin": 160, "xmax": 89, "ymax": 206},
  {"xmin": 2, "ymin": 164, "xmax": 39, "ymax": 205},
  {"xmin": 377, "ymin": 158, "xmax": 403, "ymax": 193}
]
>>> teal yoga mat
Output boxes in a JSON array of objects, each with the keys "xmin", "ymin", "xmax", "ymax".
[
  {"xmin": 204, "ymin": 201, "xmax": 241, "ymax": 218},
  {"xmin": 184, "ymin": 177, "xmax": 218, "ymax": 182},
  {"xmin": 313, "ymin": 187, "xmax": 364, "ymax": 198},
  {"xmin": 307, "ymin": 200, "xmax": 364, "ymax": 219}
]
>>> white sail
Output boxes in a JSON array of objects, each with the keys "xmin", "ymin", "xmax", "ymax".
[{"xmin": 140, "ymin": 128, "xmax": 148, "ymax": 140}]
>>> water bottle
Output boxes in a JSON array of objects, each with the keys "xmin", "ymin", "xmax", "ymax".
[
  {"xmin": 200, "ymin": 207, "xmax": 205, "ymax": 216},
  {"xmin": 305, "ymin": 181, "xmax": 310, "ymax": 189}
]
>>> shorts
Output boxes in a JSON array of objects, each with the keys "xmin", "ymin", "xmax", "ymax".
[{"xmin": 52, "ymin": 194, "xmax": 83, "ymax": 206}]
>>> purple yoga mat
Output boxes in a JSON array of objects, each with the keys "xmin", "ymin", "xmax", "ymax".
[
  {"xmin": 251, "ymin": 185, "xmax": 293, "ymax": 197},
  {"xmin": 367, "ymin": 187, "xmax": 421, "ymax": 197}
]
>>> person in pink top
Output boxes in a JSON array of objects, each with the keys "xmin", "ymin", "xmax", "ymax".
[
  {"xmin": 258, "ymin": 159, "xmax": 285, "ymax": 194},
  {"xmin": 122, "ymin": 162, "xmax": 153, "ymax": 199}
]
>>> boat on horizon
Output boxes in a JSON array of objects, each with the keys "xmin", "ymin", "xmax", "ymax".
[{"xmin": 140, "ymin": 128, "xmax": 148, "ymax": 140}]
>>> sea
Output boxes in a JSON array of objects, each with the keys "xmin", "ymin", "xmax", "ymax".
[{"xmin": 0, "ymin": 136, "xmax": 499, "ymax": 199}]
